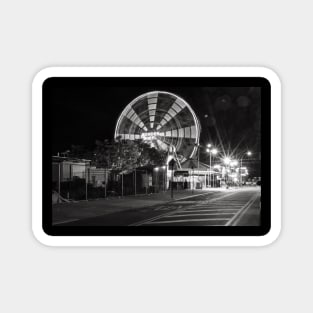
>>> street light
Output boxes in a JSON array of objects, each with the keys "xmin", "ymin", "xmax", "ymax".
[
  {"xmin": 154, "ymin": 167, "xmax": 159, "ymax": 192},
  {"xmin": 162, "ymin": 165, "xmax": 166, "ymax": 191},
  {"xmin": 240, "ymin": 151, "xmax": 252, "ymax": 187},
  {"xmin": 223, "ymin": 157, "xmax": 232, "ymax": 186},
  {"xmin": 207, "ymin": 145, "xmax": 218, "ymax": 187},
  {"xmin": 223, "ymin": 157, "xmax": 231, "ymax": 165}
]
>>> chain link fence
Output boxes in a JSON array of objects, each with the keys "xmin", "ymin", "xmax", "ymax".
[
  {"xmin": 52, "ymin": 163, "xmax": 169, "ymax": 204},
  {"xmin": 52, "ymin": 162, "xmax": 230, "ymax": 204}
]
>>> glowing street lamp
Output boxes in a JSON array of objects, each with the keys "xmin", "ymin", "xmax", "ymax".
[
  {"xmin": 154, "ymin": 167, "xmax": 159, "ymax": 191},
  {"xmin": 162, "ymin": 166, "xmax": 166, "ymax": 191},
  {"xmin": 223, "ymin": 157, "xmax": 231, "ymax": 165},
  {"xmin": 207, "ymin": 145, "xmax": 218, "ymax": 187},
  {"xmin": 212, "ymin": 148, "xmax": 218, "ymax": 155},
  {"xmin": 240, "ymin": 151, "xmax": 252, "ymax": 187},
  {"xmin": 223, "ymin": 157, "xmax": 231, "ymax": 186}
]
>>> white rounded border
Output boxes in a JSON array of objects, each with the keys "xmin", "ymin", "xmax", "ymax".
[
  {"xmin": 32, "ymin": 67, "xmax": 281, "ymax": 247},
  {"xmin": 114, "ymin": 90, "xmax": 201, "ymax": 159}
]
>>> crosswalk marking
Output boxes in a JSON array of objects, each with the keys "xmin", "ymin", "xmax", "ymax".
[
  {"xmin": 175, "ymin": 209, "xmax": 238, "ymax": 213},
  {"xmin": 132, "ymin": 190, "xmax": 259, "ymax": 226},
  {"xmin": 163, "ymin": 213, "xmax": 236, "ymax": 218},
  {"xmin": 148, "ymin": 218, "xmax": 229, "ymax": 224}
]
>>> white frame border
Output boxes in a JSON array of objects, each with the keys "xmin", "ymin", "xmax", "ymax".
[{"xmin": 32, "ymin": 67, "xmax": 281, "ymax": 247}]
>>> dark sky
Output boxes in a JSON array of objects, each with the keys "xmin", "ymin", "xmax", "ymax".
[{"xmin": 51, "ymin": 85, "xmax": 261, "ymax": 158}]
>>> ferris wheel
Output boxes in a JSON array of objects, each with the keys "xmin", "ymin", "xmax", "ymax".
[{"xmin": 114, "ymin": 91, "xmax": 201, "ymax": 163}]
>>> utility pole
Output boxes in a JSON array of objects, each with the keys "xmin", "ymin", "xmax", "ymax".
[
  {"xmin": 146, "ymin": 170, "xmax": 148, "ymax": 195},
  {"xmin": 197, "ymin": 144, "xmax": 200, "ymax": 170},
  {"xmin": 191, "ymin": 166, "xmax": 194, "ymax": 194},
  {"xmin": 85, "ymin": 166, "xmax": 89, "ymax": 201},
  {"xmin": 58, "ymin": 162, "xmax": 61, "ymax": 203},
  {"xmin": 134, "ymin": 168, "xmax": 137, "ymax": 196},
  {"xmin": 240, "ymin": 158, "xmax": 243, "ymax": 187},
  {"xmin": 121, "ymin": 172, "xmax": 124, "ymax": 197},
  {"xmin": 209, "ymin": 151, "xmax": 212, "ymax": 187},
  {"xmin": 104, "ymin": 169, "xmax": 107, "ymax": 198},
  {"xmin": 169, "ymin": 159, "xmax": 176, "ymax": 199},
  {"xmin": 162, "ymin": 168, "xmax": 165, "ymax": 192}
]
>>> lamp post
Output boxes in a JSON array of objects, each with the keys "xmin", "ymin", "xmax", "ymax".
[
  {"xmin": 230, "ymin": 160, "xmax": 238, "ymax": 186},
  {"xmin": 134, "ymin": 168, "xmax": 137, "ymax": 196},
  {"xmin": 121, "ymin": 172, "xmax": 124, "ymax": 197},
  {"xmin": 211, "ymin": 148, "xmax": 218, "ymax": 187},
  {"xmin": 154, "ymin": 167, "xmax": 159, "ymax": 193},
  {"xmin": 145, "ymin": 170, "xmax": 148, "ymax": 195},
  {"xmin": 223, "ymin": 157, "xmax": 231, "ymax": 187},
  {"xmin": 162, "ymin": 165, "xmax": 166, "ymax": 192},
  {"xmin": 58, "ymin": 161, "xmax": 61, "ymax": 203},
  {"xmin": 240, "ymin": 151, "xmax": 252, "ymax": 187},
  {"xmin": 169, "ymin": 159, "xmax": 176, "ymax": 199},
  {"xmin": 197, "ymin": 145, "xmax": 199, "ymax": 171},
  {"xmin": 206, "ymin": 145, "xmax": 218, "ymax": 188},
  {"xmin": 191, "ymin": 166, "xmax": 194, "ymax": 194}
]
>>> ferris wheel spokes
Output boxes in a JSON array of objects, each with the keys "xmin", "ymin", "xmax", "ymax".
[
  {"xmin": 147, "ymin": 92, "xmax": 158, "ymax": 129},
  {"xmin": 114, "ymin": 91, "xmax": 201, "ymax": 162}
]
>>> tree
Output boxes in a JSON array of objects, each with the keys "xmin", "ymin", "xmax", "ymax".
[
  {"xmin": 94, "ymin": 139, "xmax": 167, "ymax": 172},
  {"xmin": 67, "ymin": 145, "xmax": 95, "ymax": 163}
]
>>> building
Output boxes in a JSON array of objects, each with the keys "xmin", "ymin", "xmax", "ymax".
[
  {"xmin": 52, "ymin": 156, "xmax": 90, "ymax": 183},
  {"xmin": 52, "ymin": 156, "xmax": 110, "ymax": 187},
  {"xmin": 168, "ymin": 159, "xmax": 221, "ymax": 190}
]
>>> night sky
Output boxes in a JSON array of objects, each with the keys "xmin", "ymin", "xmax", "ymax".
[{"xmin": 51, "ymin": 85, "xmax": 261, "ymax": 161}]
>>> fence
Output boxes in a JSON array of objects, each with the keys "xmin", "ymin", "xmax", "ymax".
[
  {"xmin": 52, "ymin": 163, "xmax": 224, "ymax": 204},
  {"xmin": 52, "ymin": 166, "xmax": 169, "ymax": 204}
]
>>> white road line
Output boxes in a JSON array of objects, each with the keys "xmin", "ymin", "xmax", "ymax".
[
  {"xmin": 191, "ymin": 203, "xmax": 245, "ymax": 207},
  {"xmin": 163, "ymin": 213, "xmax": 236, "ymax": 218},
  {"xmin": 174, "ymin": 209, "xmax": 239, "ymax": 213},
  {"xmin": 147, "ymin": 218, "xmax": 229, "ymax": 224},
  {"xmin": 130, "ymin": 190, "xmax": 240, "ymax": 226},
  {"xmin": 198, "ymin": 205, "xmax": 242, "ymax": 207},
  {"xmin": 53, "ymin": 218, "xmax": 80, "ymax": 225},
  {"xmin": 225, "ymin": 194, "xmax": 259, "ymax": 226},
  {"xmin": 189, "ymin": 207, "xmax": 242, "ymax": 210},
  {"xmin": 202, "ymin": 224, "xmax": 225, "ymax": 226},
  {"xmin": 171, "ymin": 191, "xmax": 219, "ymax": 201}
]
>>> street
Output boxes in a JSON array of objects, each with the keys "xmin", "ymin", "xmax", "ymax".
[{"xmin": 56, "ymin": 187, "xmax": 260, "ymax": 227}]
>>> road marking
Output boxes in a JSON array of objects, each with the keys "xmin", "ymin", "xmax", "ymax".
[
  {"xmin": 172, "ymin": 201, "xmax": 198, "ymax": 204},
  {"xmin": 225, "ymin": 194, "xmax": 260, "ymax": 226},
  {"xmin": 171, "ymin": 191, "xmax": 218, "ymax": 201},
  {"xmin": 53, "ymin": 218, "xmax": 80, "ymax": 225},
  {"xmin": 190, "ymin": 206, "xmax": 242, "ymax": 209},
  {"xmin": 130, "ymin": 191, "xmax": 240, "ymax": 226},
  {"xmin": 154, "ymin": 205, "xmax": 183, "ymax": 211},
  {"xmin": 176, "ymin": 209, "xmax": 239, "ymax": 213},
  {"xmin": 163, "ymin": 213, "xmax": 236, "ymax": 218},
  {"xmin": 147, "ymin": 218, "xmax": 229, "ymax": 224}
]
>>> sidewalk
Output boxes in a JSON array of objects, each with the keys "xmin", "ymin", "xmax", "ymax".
[{"xmin": 53, "ymin": 189, "xmax": 223, "ymax": 224}]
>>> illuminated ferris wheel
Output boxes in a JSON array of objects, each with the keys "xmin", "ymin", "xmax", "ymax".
[{"xmin": 114, "ymin": 91, "xmax": 201, "ymax": 163}]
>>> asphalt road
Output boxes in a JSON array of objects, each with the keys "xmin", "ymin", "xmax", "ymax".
[{"xmin": 58, "ymin": 187, "xmax": 261, "ymax": 226}]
